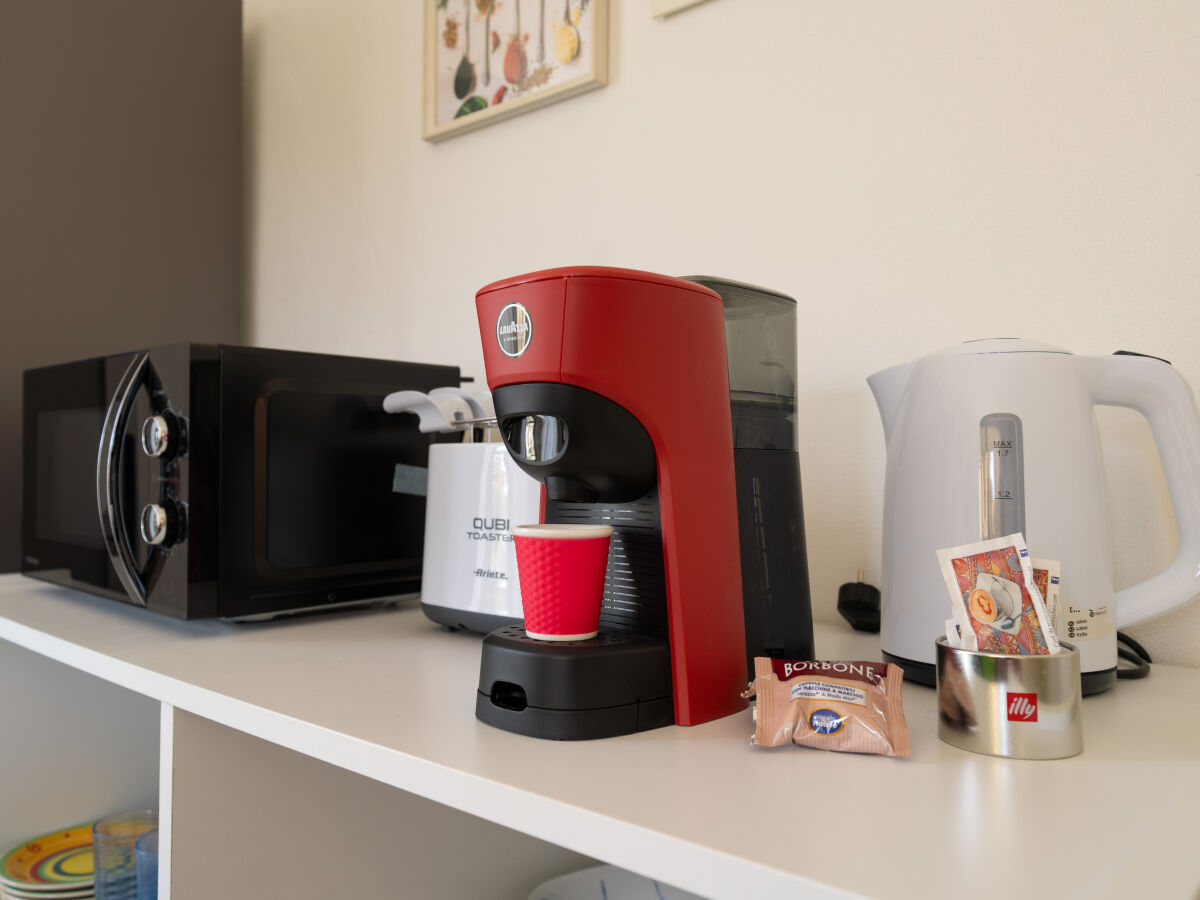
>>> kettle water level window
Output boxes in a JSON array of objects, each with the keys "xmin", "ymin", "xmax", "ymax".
[{"xmin": 980, "ymin": 414, "xmax": 1025, "ymax": 539}]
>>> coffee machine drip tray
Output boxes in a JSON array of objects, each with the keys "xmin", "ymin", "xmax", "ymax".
[{"xmin": 475, "ymin": 626, "xmax": 675, "ymax": 740}]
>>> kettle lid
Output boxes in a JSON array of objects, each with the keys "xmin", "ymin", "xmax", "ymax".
[{"xmin": 934, "ymin": 338, "xmax": 1072, "ymax": 356}]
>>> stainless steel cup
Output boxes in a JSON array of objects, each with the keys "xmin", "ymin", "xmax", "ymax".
[{"xmin": 935, "ymin": 638, "xmax": 1083, "ymax": 759}]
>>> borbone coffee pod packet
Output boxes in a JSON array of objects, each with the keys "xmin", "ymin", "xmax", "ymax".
[
  {"xmin": 743, "ymin": 658, "xmax": 911, "ymax": 757},
  {"xmin": 936, "ymin": 533, "xmax": 1060, "ymax": 655}
]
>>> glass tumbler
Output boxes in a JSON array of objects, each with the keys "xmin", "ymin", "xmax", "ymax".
[
  {"xmin": 92, "ymin": 809, "xmax": 158, "ymax": 900},
  {"xmin": 135, "ymin": 828, "xmax": 159, "ymax": 900}
]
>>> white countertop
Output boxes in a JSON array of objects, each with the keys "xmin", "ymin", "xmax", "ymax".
[{"xmin": 0, "ymin": 573, "xmax": 1197, "ymax": 899}]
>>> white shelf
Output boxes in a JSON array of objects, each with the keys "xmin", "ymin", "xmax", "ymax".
[{"xmin": 1, "ymin": 573, "xmax": 1198, "ymax": 899}]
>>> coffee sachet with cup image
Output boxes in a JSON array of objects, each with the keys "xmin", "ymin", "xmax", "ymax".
[
  {"xmin": 936, "ymin": 533, "xmax": 1060, "ymax": 655},
  {"xmin": 742, "ymin": 658, "xmax": 911, "ymax": 757}
]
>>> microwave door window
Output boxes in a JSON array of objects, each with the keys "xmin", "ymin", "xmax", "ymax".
[
  {"xmin": 23, "ymin": 356, "xmax": 123, "ymax": 594},
  {"xmin": 35, "ymin": 408, "xmax": 105, "ymax": 548}
]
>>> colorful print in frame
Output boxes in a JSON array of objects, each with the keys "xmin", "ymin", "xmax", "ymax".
[{"xmin": 423, "ymin": 0, "xmax": 608, "ymax": 142}]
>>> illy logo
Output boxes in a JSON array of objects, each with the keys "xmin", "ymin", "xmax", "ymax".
[{"xmin": 1007, "ymin": 692, "xmax": 1038, "ymax": 722}]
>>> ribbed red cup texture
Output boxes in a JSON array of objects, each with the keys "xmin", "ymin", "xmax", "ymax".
[{"xmin": 514, "ymin": 530, "xmax": 611, "ymax": 640}]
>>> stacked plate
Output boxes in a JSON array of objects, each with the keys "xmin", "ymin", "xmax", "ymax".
[
  {"xmin": 528, "ymin": 865, "xmax": 703, "ymax": 900},
  {"xmin": 0, "ymin": 824, "xmax": 95, "ymax": 900}
]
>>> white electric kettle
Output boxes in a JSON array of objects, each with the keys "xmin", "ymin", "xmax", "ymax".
[{"xmin": 869, "ymin": 339, "xmax": 1200, "ymax": 693}]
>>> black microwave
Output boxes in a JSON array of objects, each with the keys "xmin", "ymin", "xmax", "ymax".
[{"xmin": 22, "ymin": 343, "xmax": 459, "ymax": 619}]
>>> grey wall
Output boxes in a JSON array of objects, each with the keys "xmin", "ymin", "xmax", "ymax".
[{"xmin": 0, "ymin": 0, "xmax": 244, "ymax": 571}]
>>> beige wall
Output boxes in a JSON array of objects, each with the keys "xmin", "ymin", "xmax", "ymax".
[{"xmin": 243, "ymin": 0, "xmax": 1200, "ymax": 665}]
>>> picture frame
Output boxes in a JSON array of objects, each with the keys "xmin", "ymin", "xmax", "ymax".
[{"xmin": 423, "ymin": 0, "xmax": 608, "ymax": 142}]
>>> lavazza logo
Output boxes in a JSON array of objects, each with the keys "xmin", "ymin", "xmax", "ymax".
[
  {"xmin": 496, "ymin": 302, "xmax": 533, "ymax": 357},
  {"xmin": 1007, "ymin": 692, "xmax": 1038, "ymax": 722}
]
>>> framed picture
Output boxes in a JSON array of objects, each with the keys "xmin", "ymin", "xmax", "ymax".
[{"xmin": 423, "ymin": 0, "xmax": 608, "ymax": 142}]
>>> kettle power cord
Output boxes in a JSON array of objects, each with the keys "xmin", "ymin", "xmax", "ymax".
[{"xmin": 1115, "ymin": 631, "xmax": 1152, "ymax": 680}]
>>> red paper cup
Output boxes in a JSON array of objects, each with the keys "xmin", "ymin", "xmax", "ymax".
[{"xmin": 512, "ymin": 524, "xmax": 613, "ymax": 641}]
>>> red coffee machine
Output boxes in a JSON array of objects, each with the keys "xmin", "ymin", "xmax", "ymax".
[{"xmin": 475, "ymin": 267, "xmax": 813, "ymax": 739}]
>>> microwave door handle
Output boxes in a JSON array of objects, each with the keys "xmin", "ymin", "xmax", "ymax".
[{"xmin": 96, "ymin": 352, "xmax": 151, "ymax": 606}]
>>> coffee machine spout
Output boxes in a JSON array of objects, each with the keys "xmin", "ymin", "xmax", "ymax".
[{"xmin": 868, "ymin": 361, "xmax": 916, "ymax": 441}]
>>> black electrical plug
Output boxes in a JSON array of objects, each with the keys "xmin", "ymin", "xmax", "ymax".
[{"xmin": 837, "ymin": 569, "xmax": 880, "ymax": 633}]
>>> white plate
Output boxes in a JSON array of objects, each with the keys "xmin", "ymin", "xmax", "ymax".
[
  {"xmin": 1, "ymin": 888, "xmax": 93, "ymax": 900},
  {"xmin": 527, "ymin": 865, "xmax": 703, "ymax": 900}
]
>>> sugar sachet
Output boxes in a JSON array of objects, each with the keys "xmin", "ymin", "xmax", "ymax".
[{"xmin": 1031, "ymin": 557, "xmax": 1062, "ymax": 640}]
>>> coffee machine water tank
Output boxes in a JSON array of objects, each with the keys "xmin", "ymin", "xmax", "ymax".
[{"xmin": 685, "ymin": 277, "xmax": 814, "ymax": 669}]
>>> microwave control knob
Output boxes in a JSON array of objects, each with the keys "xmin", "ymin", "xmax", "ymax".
[
  {"xmin": 140, "ymin": 413, "xmax": 178, "ymax": 459},
  {"xmin": 139, "ymin": 502, "xmax": 178, "ymax": 547}
]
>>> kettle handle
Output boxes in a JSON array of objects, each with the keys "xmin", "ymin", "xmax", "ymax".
[{"xmin": 1079, "ymin": 353, "xmax": 1200, "ymax": 627}]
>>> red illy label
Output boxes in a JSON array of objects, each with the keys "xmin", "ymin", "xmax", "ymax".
[{"xmin": 1007, "ymin": 692, "xmax": 1038, "ymax": 722}]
